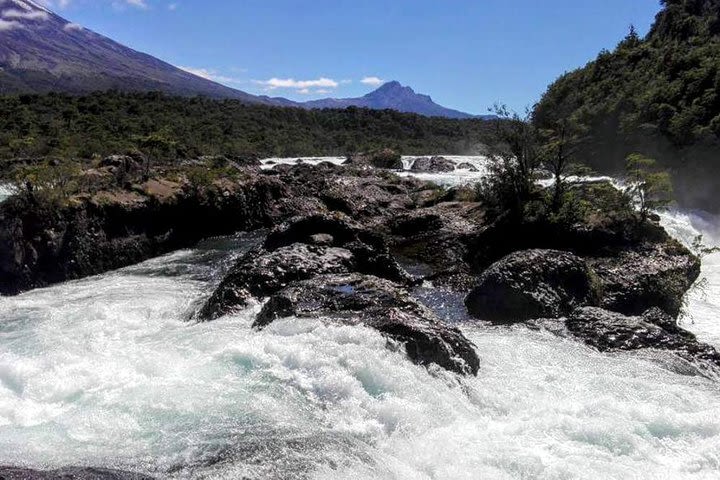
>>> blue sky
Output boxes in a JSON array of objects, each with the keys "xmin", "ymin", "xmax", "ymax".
[{"xmin": 42, "ymin": 0, "xmax": 663, "ymax": 114}]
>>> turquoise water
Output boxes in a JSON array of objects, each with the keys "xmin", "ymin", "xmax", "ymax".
[{"xmin": 0, "ymin": 162, "xmax": 718, "ymax": 479}]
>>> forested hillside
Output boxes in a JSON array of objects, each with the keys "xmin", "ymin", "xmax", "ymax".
[
  {"xmin": 534, "ymin": 0, "xmax": 720, "ymax": 209},
  {"xmin": 0, "ymin": 91, "xmax": 494, "ymax": 162}
]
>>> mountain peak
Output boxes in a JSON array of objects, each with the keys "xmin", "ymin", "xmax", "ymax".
[
  {"xmin": 304, "ymin": 81, "xmax": 476, "ymax": 119},
  {"xmin": 373, "ymin": 81, "xmax": 414, "ymax": 94},
  {"xmin": 0, "ymin": 8, "xmax": 480, "ymax": 119}
]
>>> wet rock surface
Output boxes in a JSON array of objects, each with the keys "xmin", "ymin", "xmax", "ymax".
[
  {"xmin": 567, "ymin": 307, "xmax": 720, "ymax": 367},
  {"xmin": 198, "ymin": 244, "xmax": 356, "ymax": 320},
  {"xmin": 256, "ymin": 273, "xmax": 480, "ymax": 375},
  {"xmin": 465, "ymin": 249, "xmax": 602, "ymax": 323},
  {"xmin": 343, "ymin": 149, "xmax": 403, "ymax": 170},
  {"xmin": 1, "ymin": 159, "xmax": 709, "ymax": 372},
  {"xmin": 199, "ymin": 214, "xmax": 416, "ymax": 321},
  {"xmin": 410, "ymin": 156, "xmax": 455, "ymax": 173},
  {"xmin": 456, "ymin": 162, "xmax": 479, "ymax": 172},
  {"xmin": 589, "ymin": 242, "xmax": 701, "ymax": 317}
]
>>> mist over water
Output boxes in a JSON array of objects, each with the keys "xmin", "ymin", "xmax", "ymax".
[{"xmin": 0, "ymin": 159, "xmax": 719, "ymax": 479}]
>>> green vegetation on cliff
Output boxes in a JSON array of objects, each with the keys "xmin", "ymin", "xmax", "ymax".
[
  {"xmin": 0, "ymin": 91, "xmax": 495, "ymax": 164},
  {"xmin": 534, "ymin": 0, "xmax": 720, "ymax": 209}
]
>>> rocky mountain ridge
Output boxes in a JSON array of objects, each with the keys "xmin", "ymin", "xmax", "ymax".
[{"xmin": 0, "ymin": 0, "xmax": 479, "ymax": 118}]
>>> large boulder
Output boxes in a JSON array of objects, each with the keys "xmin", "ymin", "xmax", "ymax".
[
  {"xmin": 265, "ymin": 213, "xmax": 415, "ymax": 285},
  {"xmin": 465, "ymin": 249, "xmax": 602, "ymax": 323},
  {"xmin": 344, "ymin": 149, "xmax": 403, "ymax": 170},
  {"xmin": 198, "ymin": 215, "xmax": 415, "ymax": 320},
  {"xmin": 456, "ymin": 162, "xmax": 479, "ymax": 172},
  {"xmin": 567, "ymin": 307, "xmax": 720, "ymax": 367},
  {"xmin": 390, "ymin": 202, "xmax": 486, "ymax": 289},
  {"xmin": 410, "ymin": 156, "xmax": 455, "ymax": 173},
  {"xmin": 264, "ymin": 213, "xmax": 381, "ymax": 251},
  {"xmin": 589, "ymin": 242, "xmax": 701, "ymax": 317},
  {"xmin": 197, "ymin": 244, "xmax": 356, "ymax": 320},
  {"xmin": 256, "ymin": 273, "xmax": 480, "ymax": 375}
]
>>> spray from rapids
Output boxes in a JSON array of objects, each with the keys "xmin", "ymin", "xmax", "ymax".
[{"xmin": 0, "ymin": 158, "xmax": 718, "ymax": 479}]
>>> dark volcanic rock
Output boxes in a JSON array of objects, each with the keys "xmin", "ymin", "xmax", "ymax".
[
  {"xmin": 567, "ymin": 307, "xmax": 720, "ymax": 367},
  {"xmin": 256, "ymin": 273, "xmax": 480, "ymax": 375},
  {"xmin": 198, "ymin": 244, "xmax": 356, "ymax": 320},
  {"xmin": 264, "ymin": 214, "xmax": 414, "ymax": 285},
  {"xmin": 456, "ymin": 162, "xmax": 479, "ymax": 172},
  {"xmin": 589, "ymin": 242, "xmax": 701, "ymax": 317},
  {"xmin": 0, "ymin": 467, "xmax": 153, "ymax": 480},
  {"xmin": 344, "ymin": 149, "xmax": 403, "ymax": 170},
  {"xmin": 390, "ymin": 202, "xmax": 485, "ymax": 289},
  {"xmin": 199, "ymin": 214, "xmax": 415, "ymax": 320},
  {"xmin": 465, "ymin": 249, "xmax": 602, "ymax": 323},
  {"xmin": 264, "ymin": 214, "xmax": 379, "ymax": 251},
  {"xmin": 410, "ymin": 156, "xmax": 455, "ymax": 173},
  {"xmin": 0, "ymin": 175, "xmax": 287, "ymax": 296}
]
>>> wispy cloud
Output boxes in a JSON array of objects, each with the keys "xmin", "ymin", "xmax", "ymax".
[
  {"xmin": 361, "ymin": 76, "xmax": 384, "ymax": 87},
  {"xmin": 254, "ymin": 77, "xmax": 340, "ymax": 94},
  {"xmin": 63, "ymin": 21, "xmax": 82, "ymax": 31},
  {"xmin": 178, "ymin": 66, "xmax": 245, "ymax": 85},
  {"xmin": 121, "ymin": 0, "xmax": 147, "ymax": 9},
  {"xmin": 0, "ymin": 17, "xmax": 23, "ymax": 30},
  {"xmin": 37, "ymin": 0, "xmax": 148, "ymax": 9},
  {"xmin": 1, "ymin": 8, "xmax": 50, "ymax": 20}
]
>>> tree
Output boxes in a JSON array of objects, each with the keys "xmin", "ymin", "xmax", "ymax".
[
  {"xmin": 135, "ymin": 129, "xmax": 178, "ymax": 179},
  {"xmin": 539, "ymin": 118, "xmax": 586, "ymax": 211},
  {"xmin": 482, "ymin": 105, "xmax": 542, "ymax": 215},
  {"xmin": 625, "ymin": 153, "xmax": 674, "ymax": 219}
]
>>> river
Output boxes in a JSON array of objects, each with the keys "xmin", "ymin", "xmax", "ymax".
[{"xmin": 0, "ymin": 158, "xmax": 718, "ymax": 479}]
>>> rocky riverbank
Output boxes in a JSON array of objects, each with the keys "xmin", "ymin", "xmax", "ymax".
[{"xmin": 0, "ymin": 156, "xmax": 714, "ymax": 376}]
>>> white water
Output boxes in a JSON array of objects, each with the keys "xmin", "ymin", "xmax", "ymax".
[
  {"xmin": 1, "ymin": 158, "xmax": 720, "ymax": 479},
  {"xmin": 260, "ymin": 155, "xmax": 491, "ymax": 188},
  {"xmin": 0, "ymin": 183, "xmax": 12, "ymax": 203}
]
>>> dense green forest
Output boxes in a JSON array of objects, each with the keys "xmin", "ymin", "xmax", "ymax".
[
  {"xmin": 534, "ymin": 0, "xmax": 720, "ymax": 209},
  {"xmin": 0, "ymin": 91, "xmax": 495, "ymax": 162}
]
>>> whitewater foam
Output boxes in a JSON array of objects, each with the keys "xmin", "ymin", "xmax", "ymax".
[{"xmin": 0, "ymin": 158, "xmax": 719, "ymax": 479}]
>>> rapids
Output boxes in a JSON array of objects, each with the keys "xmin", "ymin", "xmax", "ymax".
[{"xmin": 0, "ymin": 158, "xmax": 719, "ymax": 479}]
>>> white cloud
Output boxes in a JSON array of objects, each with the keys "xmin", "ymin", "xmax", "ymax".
[
  {"xmin": 123, "ymin": 0, "xmax": 147, "ymax": 8},
  {"xmin": 1, "ymin": 8, "xmax": 50, "ymax": 20},
  {"xmin": 167, "ymin": 2, "xmax": 177, "ymax": 10},
  {"xmin": 0, "ymin": 17, "xmax": 22, "ymax": 30},
  {"xmin": 37, "ymin": 0, "xmax": 147, "ymax": 9},
  {"xmin": 361, "ymin": 76, "xmax": 384, "ymax": 87},
  {"xmin": 255, "ymin": 77, "xmax": 339, "ymax": 93},
  {"xmin": 178, "ymin": 66, "xmax": 244, "ymax": 85},
  {"xmin": 63, "ymin": 21, "xmax": 82, "ymax": 30}
]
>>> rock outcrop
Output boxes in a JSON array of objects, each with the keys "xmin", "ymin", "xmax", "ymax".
[
  {"xmin": 410, "ymin": 156, "xmax": 455, "ymax": 173},
  {"xmin": 344, "ymin": 149, "xmax": 403, "ymax": 170},
  {"xmin": 0, "ymin": 174, "xmax": 287, "ymax": 295},
  {"xmin": 567, "ymin": 307, "xmax": 720, "ymax": 367},
  {"xmin": 199, "ymin": 214, "xmax": 415, "ymax": 321},
  {"xmin": 256, "ymin": 273, "xmax": 480, "ymax": 375},
  {"xmin": 589, "ymin": 242, "xmax": 701, "ymax": 317},
  {"xmin": 456, "ymin": 162, "xmax": 479, "ymax": 172},
  {"xmin": 464, "ymin": 249, "xmax": 602, "ymax": 323},
  {"xmin": 198, "ymin": 244, "xmax": 356, "ymax": 320}
]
